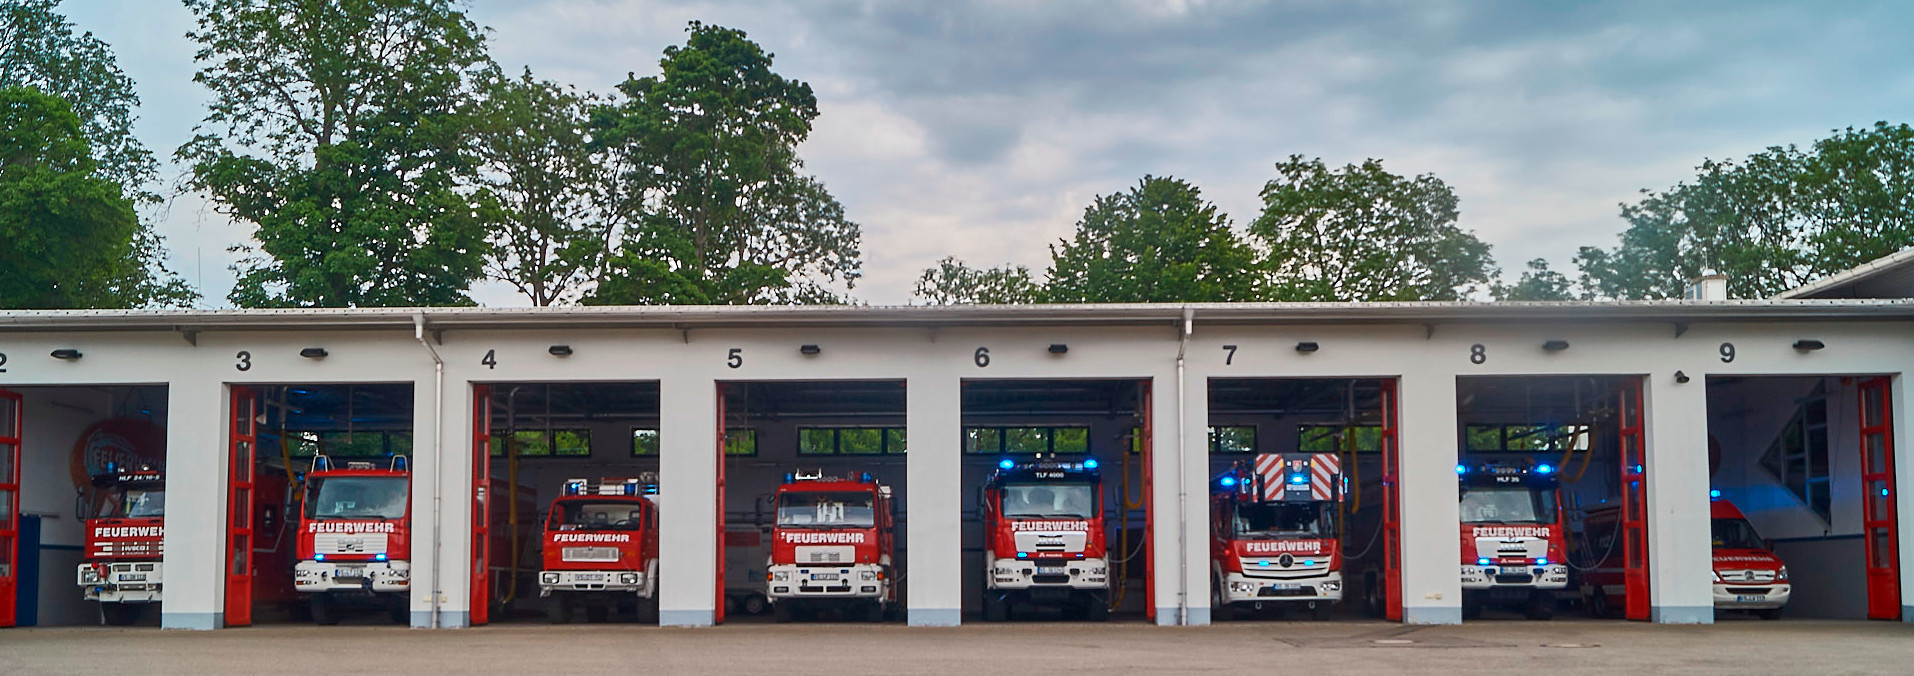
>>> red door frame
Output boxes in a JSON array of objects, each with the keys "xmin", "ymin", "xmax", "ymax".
[
  {"xmin": 1859, "ymin": 377, "xmax": 1901, "ymax": 620},
  {"xmin": 1141, "ymin": 381, "xmax": 1154, "ymax": 622},
  {"xmin": 0, "ymin": 389, "xmax": 21, "ymax": 628},
  {"xmin": 1379, "ymin": 379, "xmax": 1403, "ymax": 621},
  {"xmin": 715, "ymin": 383, "xmax": 728, "ymax": 625},
  {"xmin": 472, "ymin": 385, "xmax": 492, "ymax": 625},
  {"xmin": 1618, "ymin": 377, "xmax": 1651, "ymax": 621},
  {"xmin": 225, "ymin": 386, "xmax": 258, "ymax": 626}
]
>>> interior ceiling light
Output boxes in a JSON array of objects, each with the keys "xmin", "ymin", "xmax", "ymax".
[
  {"xmin": 299, "ymin": 347, "xmax": 328, "ymax": 359},
  {"xmin": 1542, "ymin": 340, "xmax": 1570, "ymax": 352},
  {"xmin": 1048, "ymin": 344, "xmax": 1069, "ymax": 354},
  {"xmin": 1792, "ymin": 339, "xmax": 1825, "ymax": 351},
  {"xmin": 800, "ymin": 344, "xmax": 821, "ymax": 355},
  {"xmin": 1295, "ymin": 341, "xmax": 1319, "ymax": 353},
  {"xmin": 50, "ymin": 348, "xmax": 83, "ymax": 360},
  {"xmin": 549, "ymin": 345, "xmax": 573, "ymax": 357}
]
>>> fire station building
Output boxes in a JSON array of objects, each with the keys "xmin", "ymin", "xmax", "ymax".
[{"xmin": 3, "ymin": 253, "xmax": 1914, "ymax": 631}]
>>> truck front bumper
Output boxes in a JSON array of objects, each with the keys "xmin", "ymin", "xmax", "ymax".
[
  {"xmin": 988, "ymin": 557, "xmax": 1109, "ymax": 591},
  {"xmin": 1713, "ymin": 582, "xmax": 1790, "ymax": 610},
  {"xmin": 78, "ymin": 562, "xmax": 163, "ymax": 603},
  {"xmin": 767, "ymin": 563, "xmax": 888, "ymax": 600},
  {"xmin": 1222, "ymin": 570, "xmax": 1342, "ymax": 603},
  {"xmin": 1460, "ymin": 564, "xmax": 1567, "ymax": 590},
  {"xmin": 539, "ymin": 569, "xmax": 652, "ymax": 597},
  {"xmin": 295, "ymin": 560, "xmax": 410, "ymax": 593}
]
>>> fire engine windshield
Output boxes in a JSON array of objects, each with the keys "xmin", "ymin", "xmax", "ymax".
[
  {"xmin": 777, "ymin": 491, "xmax": 876, "ymax": 528},
  {"xmin": 1712, "ymin": 518, "xmax": 1766, "ymax": 550},
  {"xmin": 554, "ymin": 501, "xmax": 647, "ymax": 531},
  {"xmin": 1234, "ymin": 502, "xmax": 1331, "ymax": 537},
  {"xmin": 308, "ymin": 476, "xmax": 409, "ymax": 519},
  {"xmin": 122, "ymin": 489, "xmax": 165, "ymax": 518},
  {"xmin": 1001, "ymin": 483, "xmax": 1097, "ymax": 519},
  {"xmin": 1458, "ymin": 485, "xmax": 1555, "ymax": 524}
]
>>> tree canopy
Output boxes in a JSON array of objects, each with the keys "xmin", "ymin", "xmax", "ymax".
[
  {"xmin": 587, "ymin": 22, "xmax": 860, "ymax": 305},
  {"xmin": 914, "ymin": 257, "xmax": 1041, "ymax": 305},
  {"xmin": 0, "ymin": 87, "xmax": 194, "ymax": 308},
  {"xmin": 179, "ymin": 0, "xmax": 491, "ymax": 307},
  {"xmin": 1254, "ymin": 156, "xmax": 1496, "ymax": 302},
  {"xmin": 0, "ymin": 0, "xmax": 156, "ymax": 194},
  {"xmin": 1045, "ymin": 175, "xmax": 1260, "ymax": 303}
]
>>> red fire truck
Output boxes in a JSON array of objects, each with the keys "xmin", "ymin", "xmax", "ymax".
[
  {"xmin": 980, "ymin": 457, "xmax": 1109, "ymax": 621},
  {"xmin": 1210, "ymin": 453, "xmax": 1343, "ymax": 620},
  {"xmin": 1457, "ymin": 461, "xmax": 1568, "ymax": 619},
  {"xmin": 767, "ymin": 470, "xmax": 896, "ymax": 622},
  {"xmin": 76, "ymin": 465, "xmax": 165, "ymax": 625},
  {"xmin": 1577, "ymin": 495, "xmax": 1790, "ymax": 619},
  {"xmin": 539, "ymin": 476, "xmax": 660, "ymax": 623},
  {"xmin": 294, "ymin": 455, "xmax": 412, "ymax": 624}
]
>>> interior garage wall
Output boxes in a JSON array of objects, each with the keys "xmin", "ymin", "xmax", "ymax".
[{"xmin": 1709, "ymin": 376, "xmax": 1867, "ymax": 618}]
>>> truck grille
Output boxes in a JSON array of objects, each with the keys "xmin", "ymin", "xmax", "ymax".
[
  {"xmin": 1725, "ymin": 587, "xmax": 1772, "ymax": 595},
  {"xmin": 314, "ymin": 533, "xmax": 389, "ymax": 555},
  {"xmin": 561, "ymin": 546, "xmax": 620, "ymax": 562},
  {"xmin": 1719, "ymin": 569, "xmax": 1777, "ymax": 583}
]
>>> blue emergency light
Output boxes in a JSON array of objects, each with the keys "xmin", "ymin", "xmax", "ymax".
[
  {"xmin": 1535, "ymin": 558, "xmax": 1549, "ymax": 566},
  {"xmin": 1709, "ymin": 489, "xmax": 1722, "ymax": 499},
  {"xmin": 1455, "ymin": 464, "xmax": 1468, "ymax": 475},
  {"xmin": 999, "ymin": 459, "xmax": 1015, "ymax": 470},
  {"xmin": 1219, "ymin": 476, "xmax": 1237, "ymax": 488},
  {"xmin": 375, "ymin": 553, "xmax": 388, "ymax": 562},
  {"xmin": 1535, "ymin": 463, "xmax": 1554, "ymax": 475},
  {"xmin": 1289, "ymin": 474, "xmax": 1308, "ymax": 484},
  {"xmin": 1082, "ymin": 458, "xmax": 1099, "ymax": 470}
]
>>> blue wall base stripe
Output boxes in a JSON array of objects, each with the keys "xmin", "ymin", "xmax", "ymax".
[
  {"xmin": 907, "ymin": 608, "xmax": 961, "ymax": 626},
  {"xmin": 1903, "ymin": 606, "xmax": 1913, "ymax": 622},
  {"xmin": 437, "ymin": 611, "xmax": 470, "ymax": 628},
  {"xmin": 660, "ymin": 609, "xmax": 714, "ymax": 627},
  {"xmin": 1154, "ymin": 607, "xmax": 1177, "ymax": 626},
  {"xmin": 1651, "ymin": 605, "xmax": 1713, "ymax": 624},
  {"xmin": 1404, "ymin": 606, "xmax": 1462, "ymax": 625},
  {"xmin": 411, "ymin": 611, "xmax": 436, "ymax": 628},
  {"xmin": 161, "ymin": 612, "xmax": 220, "ymax": 630},
  {"xmin": 1185, "ymin": 607, "xmax": 1211, "ymax": 626}
]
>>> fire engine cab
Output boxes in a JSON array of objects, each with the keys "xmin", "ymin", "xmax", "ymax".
[
  {"xmin": 539, "ymin": 476, "xmax": 660, "ymax": 623},
  {"xmin": 294, "ymin": 455, "xmax": 412, "ymax": 624},
  {"xmin": 1457, "ymin": 461, "xmax": 1568, "ymax": 619},
  {"xmin": 766, "ymin": 470, "xmax": 896, "ymax": 622},
  {"xmin": 1577, "ymin": 495, "xmax": 1790, "ymax": 619},
  {"xmin": 980, "ymin": 456, "xmax": 1109, "ymax": 621},
  {"xmin": 1210, "ymin": 453, "xmax": 1343, "ymax": 620},
  {"xmin": 76, "ymin": 464, "xmax": 166, "ymax": 625}
]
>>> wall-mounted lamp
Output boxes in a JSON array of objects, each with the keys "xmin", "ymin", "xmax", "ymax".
[
  {"xmin": 1048, "ymin": 344, "xmax": 1069, "ymax": 354},
  {"xmin": 1542, "ymin": 339, "xmax": 1571, "ymax": 352},
  {"xmin": 800, "ymin": 344, "xmax": 822, "ymax": 356},
  {"xmin": 1295, "ymin": 341, "xmax": 1319, "ymax": 353},
  {"xmin": 1793, "ymin": 339, "xmax": 1826, "ymax": 352},
  {"xmin": 50, "ymin": 348, "xmax": 83, "ymax": 360},
  {"xmin": 1674, "ymin": 370, "xmax": 1691, "ymax": 384},
  {"xmin": 548, "ymin": 345, "xmax": 573, "ymax": 357},
  {"xmin": 299, "ymin": 347, "xmax": 329, "ymax": 359}
]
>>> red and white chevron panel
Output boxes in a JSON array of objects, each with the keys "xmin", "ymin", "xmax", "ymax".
[
  {"xmin": 1310, "ymin": 453, "xmax": 1340, "ymax": 501},
  {"xmin": 1255, "ymin": 453, "xmax": 1284, "ymax": 501}
]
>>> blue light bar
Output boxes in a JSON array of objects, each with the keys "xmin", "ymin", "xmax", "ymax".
[
  {"xmin": 375, "ymin": 553, "xmax": 388, "ymax": 562},
  {"xmin": 1455, "ymin": 464, "xmax": 1467, "ymax": 475},
  {"xmin": 1219, "ymin": 476, "xmax": 1237, "ymax": 487},
  {"xmin": 1709, "ymin": 489, "xmax": 1722, "ymax": 499},
  {"xmin": 315, "ymin": 554, "xmax": 327, "ymax": 562},
  {"xmin": 1535, "ymin": 558, "xmax": 1549, "ymax": 566},
  {"xmin": 999, "ymin": 458, "xmax": 1015, "ymax": 470},
  {"xmin": 1082, "ymin": 458, "xmax": 1099, "ymax": 470},
  {"xmin": 1016, "ymin": 552, "xmax": 1028, "ymax": 559},
  {"xmin": 1535, "ymin": 463, "xmax": 1554, "ymax": 475},
  {"xmin": 1477, "ymin": 558, "xmax": 1490, "ymax": 566},
  {"xmin": 1289, "ymin": 474, "xmax": 1308, "ymax": 484}
]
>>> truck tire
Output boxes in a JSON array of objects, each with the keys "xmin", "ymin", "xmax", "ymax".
[
  {"xmin": 1525, "ymin": 591, "xmax": 1555, "ymax": 621},
  {"xmin": 742, "ymin": 594, "xmax": 767, "ymax": 615},
  {"xmin": 101, "ymin": 602, "xmax": 143, "ymax": 626},
  {"xmin": 1311, "ymin": 601, "xmax": 1335, "ymax": 621},
  {"xmin": 1210, "ymin": 582, "xmax": 1234, "ymax": 622},
  {"xmin": 546, "ymin": 596, "xmax": 572, "ymax": 624},
  {"xmin": 773, "ymin": 601, "xmax": 795, "ymax": 623},
  {"xmin": 982, "ymin": 593, "xmax": 1008, "ymax": 622},
  {"xmin": 1585, "ymin": 589, "xmax": 1613, "ymax": 619},
  {"xmin": 637, "ymin": 597, "xmax": 660, "ymax": 624},
  {"xmin": 312, "ymin": 594, "xmax": 342, "ymax": 626}
]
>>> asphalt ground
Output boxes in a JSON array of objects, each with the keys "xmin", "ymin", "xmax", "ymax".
[{"xmin": 3, "ymin": 618, "xmax": 1910, "ymax": 675}]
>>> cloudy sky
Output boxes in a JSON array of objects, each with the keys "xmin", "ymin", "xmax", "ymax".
[{"xmin": 62, "ymin": 0, "xmax": 1914, "ymax": 306}]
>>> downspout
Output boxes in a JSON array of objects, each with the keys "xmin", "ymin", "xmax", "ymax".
[
  {"xmin": 414, "ymin": 314, "xmax": 445, "ymax": 628},
  {"xmin": 1176, "ymin": 307, "xmax": 1193, "ymax": 625}
]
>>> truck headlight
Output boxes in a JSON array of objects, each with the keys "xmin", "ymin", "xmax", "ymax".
[
  {"xmin": 1230, "ymin": 582, "xmax": 1255, "ymax": 594},
  {"xmin": 541, "ymin": 572, "xmax": 560, "ymax": 585},
  {"xmin": 859, "ymin": 570, "xmax": 878, "ymax": 581},
  {"xmin": 619, "ymin": 573, "xmax": 639, "ymax": 585},
  {"xmin": 1321, "ymin": 581, "xmax": 1340, "ymax": 592},
  {"xmin": 1776, "ymin": 566, "xmax": 1788, "ymax": 581},
  {"xmin": 80, "ymin": 568, "xmax": 102, "ymax": 584},
  {"xmin": 772, "ymin": 571, "xmax": 790, "ymax": 582}
]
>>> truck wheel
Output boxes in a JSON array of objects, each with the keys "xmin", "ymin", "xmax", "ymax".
[
  {"xmin": 1585, "ymin": 589, "xmax": 1613, "ymax": 619},
  {"xmin": 546, "ymin": 596, "xmax": 572, "ymax": 624},
  {"xmin": 1311, "ymin": 601, "xmax": 1335, "ymax": 621},
  {"xmin": 1756, "ymin": 608, "xmax": 1783, "ymax": 621},
  {"xmin": 742, "ymin": 594, "xmax": 767, "ymax": 615},
  {"xmin": 101, "ymin": 603, "xmax": 143, "ymax": 626},
  {"xmin": 773, "ymin": 601, "xmax": 795, "ymax": 623},
  {"xmin": 312, "ymin": 594, "xmax": 342, "ymax": 626},
  {"xmin": 1525, "ymin": 591, "xmax": 1555, "ymax": 621},
  {"xmin": 637, "ymin": 598, "xmax": 660, "ymax": 624},
  {"xmin": 1364, "ymin": 574, "xmax": 1385, "ymax": 618},
  {"xmin": 1210, "ymin": 580, "xmax": 1235, "ymax": 622},
  {"xmin": 982, "ymin": 594, "xmax": 1008, "ymax": 622},
  {"xmin": 389, "ymin": 598, "xmax": 410, "ymax": 625}
]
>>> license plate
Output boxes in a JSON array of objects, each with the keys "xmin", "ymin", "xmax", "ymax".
[
  {"xmin": 573, "ymin": 573, "xmax": 605, "ymax": 581},
  {"xmin": 335, "ymin": 565, "xmax": 366, "ymax": 577},
  {"xmin": 811, "ymin": 573, "xmax": 839, "ymax": 581},
  {"xmin": 1037, "ymin": 566, "xmax": 1066, "ymax": 575},
  {"xmin": 1735, "ymin": 595, "xmax": 1764, "ymax": 602},
  {"xmin": 1274, "ymin": 583, "xmax": 1301, "ymax": 590}
]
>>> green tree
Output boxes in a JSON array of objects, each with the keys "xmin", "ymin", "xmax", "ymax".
[
  {"xmin": 1493, "ymin": 258, "xmax": 1575, "ymax": 301},
  {"xmin": 1254, "ymin": 156, "xmax": 1496, "ymax": 301},
  {"xmin": 178, "ymin": 0, "xmax": 491, "ymax": 307},
  {"xmin": 0, "ymin": 0, "xmax": 155, "ymax": 193},
  {"xmin": 1044, "ymin": 175, "xmax": 1259, "ymax": 303},
  {"xmin": 470, "ymin": 67, "xmax": 619, "ymax": 306},
  {"xmin": 0, "ymin": 88, "xmax": 194, "ymax": 308},
  {"xmin": 914, "ymin": 257, "xmax": 1041, "ymax": 305},
  {"xmin": 1577, "ymin": 122, "xmax": 1914, "ymax": 299},
  {"xmin": 588, "ymin": 22, "xmax": 860, "ymax": 305}
]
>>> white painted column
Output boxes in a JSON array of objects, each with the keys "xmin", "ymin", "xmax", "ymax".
[
  {"xmin": 413, "ymin": 378, "xmax": 455, "ymax": 627},
  {"xmin": 160, "ymin": 378, "xmax": 226, "ymax": 630},
  {"xmin": 1398, "ymin": 372, "xmax": 1462, "ymax": 624},
  {"xmin": 906, "ymin": 374, "xmax": 961, "ymax": 626},
  {"xmin": 1891, "ymin": 374, "xmax": 1914, "ymax": 622},
  {"xmin": 1645, "ymin": 372, "xmax": 1713, "ymax": 623},
  {"xmin": 1179, "ymin": 371, "xmax": 1211, "ymax": 625},
  {"xmin": 658, "ymin": 375, "xmax": 718, "ymax": 626}
]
